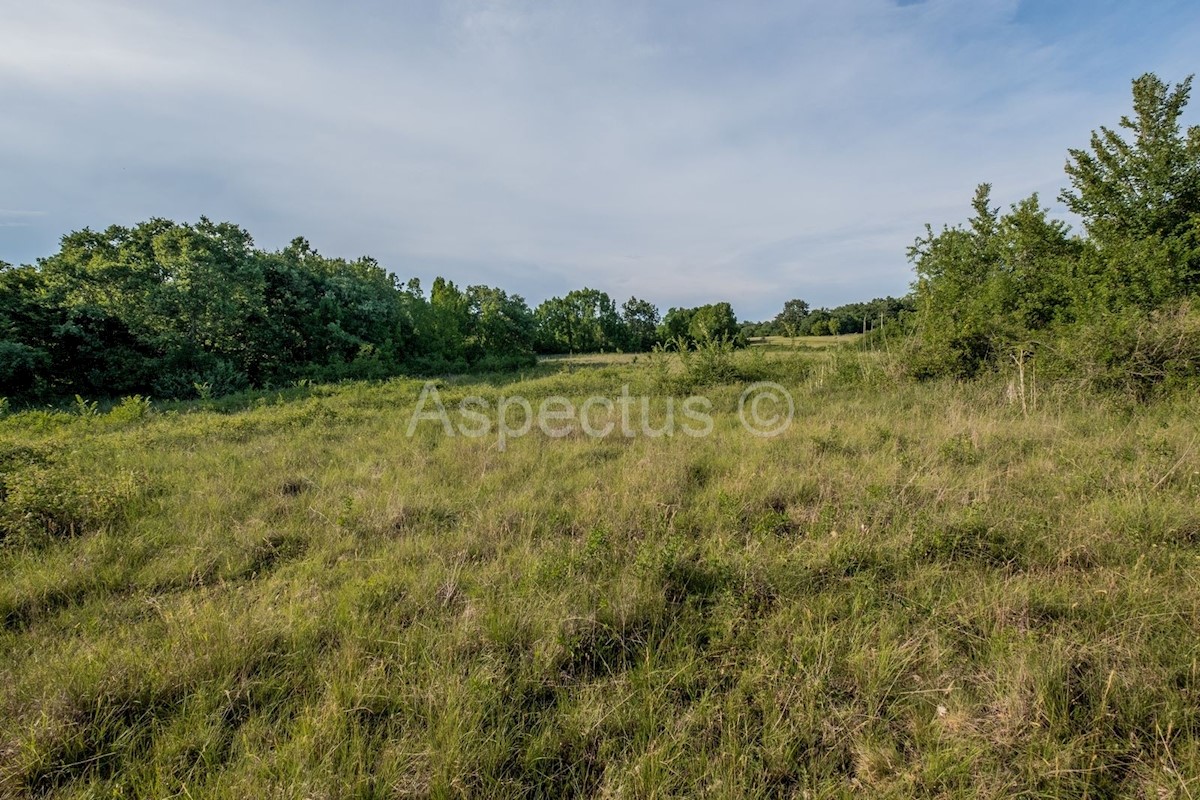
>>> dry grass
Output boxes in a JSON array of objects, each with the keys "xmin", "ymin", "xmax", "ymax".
[
  {"xmin": 752, "ymin": 334, "xmax": 864, "ymax": 349},
  {"xmin": 1, "ymin": 351, "xmax": 1198, "ymax": 797}
]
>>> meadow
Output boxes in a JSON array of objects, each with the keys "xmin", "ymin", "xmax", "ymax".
[{"xmin": 1, "ymin": 346, "xmax": 1199, "ymax": 798}]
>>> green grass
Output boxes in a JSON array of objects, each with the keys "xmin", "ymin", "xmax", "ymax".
[
  {"xmin": 2, "ymin": 350, "xmax": 1199, "ymax": 798},
  {"xmin": 752, "ymin": 334, "xmax": 864, "ymax": 350}
]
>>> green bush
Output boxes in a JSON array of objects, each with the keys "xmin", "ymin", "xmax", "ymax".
[
  {"xmin": 107, "ymin": 395, "xmax": 154, "ymax": 424},
  {"xmin": 903, "ymin": 74, "xmax": 1200, "ymax": 397},
  {"xmin": 1044, "ymin": 301, "xmax": 1200, "ymax": 399},
  {"xmin": 0, "ymin": 457, "xmax": 145, "ymax": 547}
]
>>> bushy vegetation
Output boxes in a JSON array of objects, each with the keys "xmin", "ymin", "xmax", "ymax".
[
  {"xmin": 658, "ymin": 302, "xmax": 744, "ymax": 348},
  {"xmin": 5, "ymin": 73, "xmax": 1198, "ymax": 410},
  {"xmin": 903, "ymin": 73, "xmax": 1200, "ymax": 394},
  {"xmin": 0, "ymin": 225, "xmax": 540, "ymax": 402},
  {"xmin": 1, "ymin": 237, "xmax": 748, "ymax": 403}
]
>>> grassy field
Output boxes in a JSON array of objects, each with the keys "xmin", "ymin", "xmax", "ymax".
[
  {"xmin": 2, "ymin": 348, "xmax": 1199, "ymax": 798},
  {"xmin": 538, "ymin": 334, "xmax": 862, "ymax": 367},
  {"xmin": 751, "ymin": 335, "xmax": 864, "ymax": 350}
]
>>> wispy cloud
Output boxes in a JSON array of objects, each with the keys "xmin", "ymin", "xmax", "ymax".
[
  {"xmin": 1, "ymin": 0, "xmax": 1197, "ymax": 317},
  {"xmin": 0, "ymin": 209, "xmax": 44, "ymax": 230}
]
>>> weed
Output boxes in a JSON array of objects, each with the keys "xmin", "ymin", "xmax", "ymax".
[{"xmin": 72, "ymin": 394, "xmax": 99, "ymax": 418}]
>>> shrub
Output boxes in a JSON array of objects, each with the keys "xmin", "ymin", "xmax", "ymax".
[
  {"xmin": 152, "ymin": 359, "xmax": 250, "ymax": 400},
  {"xmin": 678, "ymin": 335, "xmax": 738, "ymax": 387},
  {"xmin": 0, "ymin": 458, "xmax": 145, "ymax": 547},
  {"xmin": 107, "ymin": 395, "xmax": 154, "ymax": 425},
  {"xmin": 1043, "ymin": 301, "xmax": 1200, "ymax": 399},
  {"xmin": 73, "ymin": 394, "xmax": 100, "ymax": 418}
]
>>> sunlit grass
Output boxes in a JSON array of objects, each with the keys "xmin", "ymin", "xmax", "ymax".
[
  {"xmin": 2, "ymin": 351, "xmax": 1199, "ymax": 797},
  {"xmin": 752, "ymin": 334, "xmax": 864, "ymax": 349}
]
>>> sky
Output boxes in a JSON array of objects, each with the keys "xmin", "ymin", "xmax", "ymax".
[{"xmin": 1, "ymin": 1, "xmax": 1198, "ymax": 321}]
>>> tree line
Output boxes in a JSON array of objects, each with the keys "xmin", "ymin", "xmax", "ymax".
[
  {"xmin": 0, "ymin": 223, "xmax": 764, "ymax": 401},
  {"xmin": 741, "ymin": 296, "xmax": 914, "ymax": 339}
]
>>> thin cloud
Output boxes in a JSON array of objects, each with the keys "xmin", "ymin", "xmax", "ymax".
[{"xmin": 1, "ymin": 0, "xmax": 1196, "ymax": 318}]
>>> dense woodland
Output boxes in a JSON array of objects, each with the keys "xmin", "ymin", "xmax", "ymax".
[
  {"xmin": 0, "ymin": 215, "xmax": 894, "ymax": 402},
  {"xmin": 1, "ymin": 73, "xmax": 1198, "ymax": 403},
  {"xmin": 0, "ymin": 226, "xmax": 762, "ymax": 402}
]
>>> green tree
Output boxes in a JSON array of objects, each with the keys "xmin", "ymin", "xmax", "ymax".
[
  {"xmin": 0, "ymin": 261, "xmax": 54, "ymax": 398},
  {"xmin": 534, "ymin": 288, "xmax": 625, "ymax": 353},
  {"xmin": 658, "ymin": 307, "xmax": 695, "ymax": 345},
  {"xmin": 37, "ymin": 218, "xmax": 265, "ymax": 395},
  {"xmin": 908, "ymin": 185, "xmax": 1080, "ymax": 378},
  {"xmin": 657, "ymin": 303, "xmax": 741, "ymax": 347},
  {"xmin": 429, "ymin": 277, "xmax": 471, "ymax": 362},
  {"xmin": 465, "ymin": 285, "xmax": 536, "ymax": 360},
  {"xmin": 621, "ymin": 297, "xmax": 660, "ymax": 351},
  {"xmin": 1061, "ymin": 73, "xmax": 1200, "ymax": 305},
  {"xmin": 774, "ymin": 299, "xmax": 809, "ymax": 341},
  {"xmin": 688, "ymin": 302, "xmax": 739, "ymax": 344}
]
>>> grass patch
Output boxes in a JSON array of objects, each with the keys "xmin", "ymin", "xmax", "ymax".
[{"xmin": 2, "ymin": 352, "xmax": 1199, "ymax": 796}]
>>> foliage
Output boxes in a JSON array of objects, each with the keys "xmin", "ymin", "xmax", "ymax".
[
  {"xmin": 1040, "ymin": 300, "xmax": 1200, "ymax": 399},
  {"xmin": 1062, "ymin": 75, "xmax": 1200, "ymax": 259},
  {"xmin": 774, "ymin": 298, "xmax": 809, "ymax": 337},
  {"xmin": 1, "ymin": 223, "xmax": 742, "ymax": 401},
  {"xmin": 621, "ymin": 296, "xmax": 661, "ymax": 352},
  {"xmin": 534, "ymin": 288, "xmax": 624, "ymax": 354},
  {"xmin": 905, "ymin": 73, "xmax": 1200, "ymax": 385},
  {"xmin": 673, "ymin": 335, "xmax": 739, "ymax": 389},
  {"xmin": 0, "ymin": 445, "xmax": 147, "ymax": 548},
  {"xmin": 465, "ymin": 284, "xmax": 537, "ymax": 359},
  {"xmin": 745, "ymin": 296, "xmax": 913, "ymax": 339},
  {"xmin": 659, "ymin": 302, "xmax": 742, "ymax": 347},
  {"xmin": 108, "ymin": 395, "xmax": 154, "ymax": 424},
  {"xmin": 905, "ymin": 186, "xmax": 1081, "ymax": 378}
]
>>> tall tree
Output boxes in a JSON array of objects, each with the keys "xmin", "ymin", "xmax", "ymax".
[
  {"xmin": 1061, "ymin": 73, "xmax": 1200, "ymax": 305},
  {"xmin": 534, "ymin": 288, "xmax": 625, "ymax": 353},
  {"xmin": 688, "ymin": 302, "xmax": 739, "ymax": 344},
  {"xmin": 658, "ymin": 307, "xmax": 694, "ymax": 345},
  {"xmin": 465, "ymin": 285, "xmax": 536, "ymax": 359},
  {"xmin": 621, "ymin": 296, "xmax": 660, "ymax": 352},
  {"xmin": 773, "ymin": 299, "xmax": 810, "ymax": 339},
  {"xmin": 429, "ymin": 277, "xmax": 471, "ymax": 361},
  {"xmin": 1063, "ymin": 74, "xmax": 1200, "ymax": 245},
  {"xmin": 0, "ymin": 262, "xmax": 54, "ymax": 398}
]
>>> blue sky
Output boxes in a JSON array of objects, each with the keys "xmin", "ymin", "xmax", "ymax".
[{"xmin": 1, "ymin": 0, "xmax": 1197, "ymax": 320}]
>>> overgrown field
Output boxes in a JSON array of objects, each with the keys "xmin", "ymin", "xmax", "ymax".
[{"xmin": 2, "ymin": 349, "xmax": 1199, "ymax": 798}]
